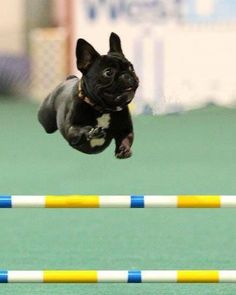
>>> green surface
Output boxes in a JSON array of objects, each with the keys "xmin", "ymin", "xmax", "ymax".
[{"xmin": 0, "ymin": 100, "xmax": 236, "ymax": 294}]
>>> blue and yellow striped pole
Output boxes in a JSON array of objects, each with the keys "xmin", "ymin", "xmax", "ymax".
[
  {"xmin": 0, "ymin": 195, "xmax": 236, "ymax": 208},
  {"xmin": 1, "ymin": 270, "xmax": 236, "ymax": 283}
]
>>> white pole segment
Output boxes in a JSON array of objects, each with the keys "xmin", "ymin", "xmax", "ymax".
[
  {"xmin": 98, "ymin": 271, "xmax": 128, "ymax": 282},
  {"xmin": 11, "ymin": 196, "xmax": 45, "ymax": 208},
  {"xmin": 8, "ymin": 271, "xmax": 44, "ymax": 283},
  {"xmin": 221, "ymin": 196, "xmax": 236, "ymax": 207},
  {"xmin": 142, "ymin": 271, "xmax": 177, "ymax": 282},
  {"xmin": 99, "ymin": 196, "xmax": 131, "ymax": 208},
  {"xmin": 144, "ymin": 196, "xmax": 178, "ymax": 208},
  {"xmin": 219, "ymin": 271, "xmax": 236, "ymax": 282}
]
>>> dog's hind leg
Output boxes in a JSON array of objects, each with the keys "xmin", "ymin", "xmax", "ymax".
[{"xmin": 38, "ymin": 94, "xmax": 58, "ymax": 133}]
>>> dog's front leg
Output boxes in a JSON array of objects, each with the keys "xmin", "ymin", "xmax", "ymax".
[
  {"xmin": 115, "ymin": 132, "xmax": 134, "ymax": 159},
  {"xmin": 61, "ymin": 100, "xmax": 107, "ymax": 148},
  {"xmin": 58, "ymin": 100, "xmax": 92, "ymax": 147},
  {"xmin": 67, "ymin": 125, "xmax": 106, "ymax": 147}
]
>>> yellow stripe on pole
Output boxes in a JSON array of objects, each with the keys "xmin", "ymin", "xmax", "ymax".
[
  {"xmin": 177, "ymin": 196, "xmax": 221, "ymax": 208},
  {"xmin": 44, "ymin": 271, "xmax": 98, "ymax": 283},
  {"xmin": 177, "ymin": 271, "xmax": 219, "ymax": 283},
  {"xmin": 45, "ymin": 195, "xmax": 99, "ymax": 208}
]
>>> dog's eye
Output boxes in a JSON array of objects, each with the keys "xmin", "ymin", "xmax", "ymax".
[{"xmin": 103, "ymin": 68, "xmax": 114, "ymax": 78}]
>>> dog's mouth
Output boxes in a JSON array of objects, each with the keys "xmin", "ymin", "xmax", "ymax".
[
  {"xmin": 103, "ymin": 87, "xmax": 135, "ymax": 110},
  {"xmin": 115, "ymin": 89, "xmax": 134, "ymax": 103},
  {"xmin": 124, "ymin": 87, "xmax": 133, "ymax": 91},
  {"xmin": 94, "ymin": 80, "xmax": 139, "ymax": 111}
]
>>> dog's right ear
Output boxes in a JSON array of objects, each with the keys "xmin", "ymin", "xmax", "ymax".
[{"xmin": 76, "ymin": 39, "xmax": 100, "ymax": 74}]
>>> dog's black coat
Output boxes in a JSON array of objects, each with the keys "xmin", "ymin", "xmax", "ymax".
[{"xmin": 38, "ymin": 33, "xmax": 139, "ymax": 158}]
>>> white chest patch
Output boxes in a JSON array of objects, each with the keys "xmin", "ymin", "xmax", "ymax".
[
  {"xmin": 90, "ymin": 114, "xmax": 111, "ymax": 148},
  {"xmin": 96, "ymin": 113, "xmax": 111, "ymax": 128}
]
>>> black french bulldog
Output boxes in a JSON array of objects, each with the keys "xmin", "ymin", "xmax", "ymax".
[{"xmin": 38, "ymin": 32, "xmax": 139, "ymax": 159}]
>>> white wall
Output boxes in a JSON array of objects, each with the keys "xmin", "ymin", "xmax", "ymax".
[{"xmin": 0, "ymin": 0, "xmax": 25, "ymax": 54}]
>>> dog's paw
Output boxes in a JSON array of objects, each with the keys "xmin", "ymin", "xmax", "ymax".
[
  {"xmin": 115, "ymin": 145, "xmax": 132, "ymax": 159},
  {"xmin": 68, "ymin": 126, "xmax": 106, "ymax": 146},
  {"xmin": 86, "ymin": 127, "xmax": 106, "ymax": 140},
  {"xmin": 68, "ymin": 126, "xmax": 92, "ymax": 146}
]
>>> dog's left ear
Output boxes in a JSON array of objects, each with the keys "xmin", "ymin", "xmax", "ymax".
[{"xmin": 109, "ymin": 32, "xmax": 124, "ymax": 55}]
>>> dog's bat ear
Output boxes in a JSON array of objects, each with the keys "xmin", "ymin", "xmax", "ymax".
[
  {"xmin": 109, "ymin": 32, "xmax": 124, "ymax": 55},
  {"xmin": 76, "ymin": 39, "xmax": 100, "ymax": 74}
]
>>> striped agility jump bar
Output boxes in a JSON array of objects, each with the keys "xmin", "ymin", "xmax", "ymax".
[
  {"xmin": 0, "ymin": 195, "xmax": 236, "ymax": 208},
  {"xmin": 1, "ymin": 270, "xmax": 236, "ymax": 283}
]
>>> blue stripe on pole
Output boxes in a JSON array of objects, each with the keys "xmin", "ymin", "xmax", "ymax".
[
  {"xmin": 0, "ymin": 196, "xmax": 12, "ymax": 208},
  {"xmin": 128, "ymin": 270, "xmax": 142, "ymax": 283},
  {"xmin": 131, "ymin": 196, "xmax": 144, "ymax": 208},
  {"xmin": 0, "ymin": 271, "xmax": 8, "ymax": 283}
]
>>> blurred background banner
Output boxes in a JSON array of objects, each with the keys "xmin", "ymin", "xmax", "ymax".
[
  {"xmin": 1, "ymin": 0, "xmax": 236, "ymax": 113},
  {"xmin": 185, "ymin": 0, "xmax": 236, "ymax": 23}
]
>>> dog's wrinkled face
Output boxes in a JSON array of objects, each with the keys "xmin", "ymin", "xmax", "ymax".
[{"xmin": 76, "ymin": 32, "xmax": 139, "ymax": 111}]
